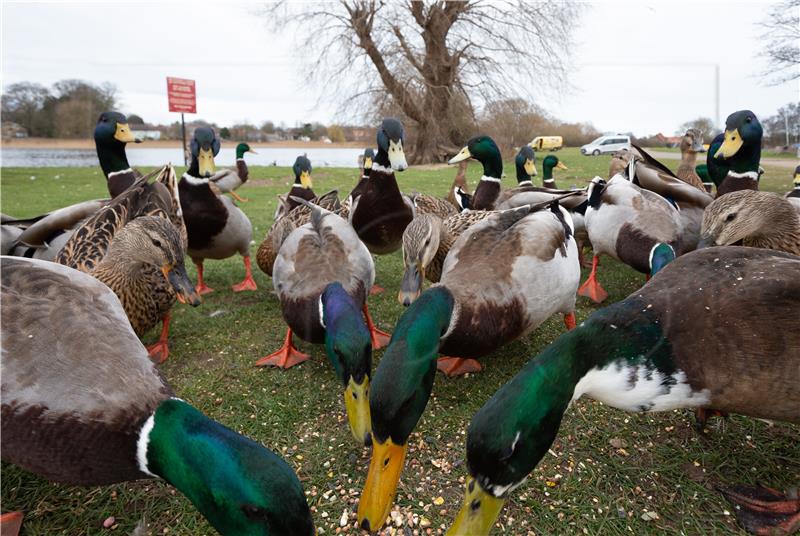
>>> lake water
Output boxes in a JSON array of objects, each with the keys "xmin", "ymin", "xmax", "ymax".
[{"xmin": 0, "ymin": 147, "xmax": 365, "ymax": 168}]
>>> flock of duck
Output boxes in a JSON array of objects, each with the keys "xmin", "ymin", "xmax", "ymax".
[{"xmin": 1, "ymin": 109, "xmax": 799, "ymax": 535}]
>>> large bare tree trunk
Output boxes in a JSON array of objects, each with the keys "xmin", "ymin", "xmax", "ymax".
[{"xmin": 269, "ymin": 1, "xmax": 578, "ymax": 163}]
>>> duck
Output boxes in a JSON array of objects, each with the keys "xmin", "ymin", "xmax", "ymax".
[
  {"xmin": 625, "ymin": 144, "xmax": 713, "ymax": 251},
  {"xmin": 56, "ymin": 167, "xmax": 201, "ymax": 363},
  {"xmin": 256, "ymin": 199, "xmax": 390, "ymax": 445},
  {"xmin": 356, "ymin": 201, "xmax": 582, "ymax": 532},
  {"xmin": 256, "ymin": 190, "xmax": 341, "ymax": 277},
  {"xmin": 675, "ymin": 128, "xmax": 707, "ymax": 191},
  {"xmin": 349, "ymin": 147, "xmax": 375, "ymax": 204},
  {"xmin": 699, "ymin": 190, "xmax": 800, "ymax": 255},
  {"xmin": 178, "ymin": 126, "xmax": 257, "ymax": 295},
  {"xmin": 95, "ymin": 111, "xmax": 142, "ymax": 198},
  {"xmin": 334, "ymin": 149, "xmax": 373, "ymax": 222},
  {"xmin": 0, "ymin": 256, "xmax": 314, "ymax": 536},
  {"xmin": 447, "ymin": 161, "xmax": 471, "ymax": 211},
  {"xmin": 784, "ymin": 166, "xmax": 800, "ymax": 200},
  {"xmin": 493, "ymin": 145, "xmax": 538, "ymax": 206},
  {"xmin": 578, "ymin": 174, "xmax": 682, "ymax": 303},
  {"xmin": 349, "ymin": 118, "xmax": 412, "ymax": 254},
  {"xmin": 284, "ymin": 155, "xmax": 315, "ymax": 212},
  {"xmin": 446, "ymin": 246, "xmax": 800, "ymax": 536},
  {"xmin": 208, "ymin": 142, "xmax": 256, "ymax": 203},
  {"xmin": 540, "ymin": 154, "xmax": 568, "ymax": 188},
  {"xmin": 398, "ymin": 209, "xmax": 493, "ymax": 304},
  {"xmin": 713, "ymin": 110, "xmax": 762, "ymax": 197},
  {"xmin": 3, "ymin": 198, "xmax": 109, "ymax": 261},
  {"xmin": 448, "ymin": 136, "xmax": 504, "ymax": 210},
  {"xmin": 699, "ymin": 133, "xmax": 727, "ymax": 192}
]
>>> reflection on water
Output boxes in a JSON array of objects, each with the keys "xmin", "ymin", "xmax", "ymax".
[{"xmin": 0, "ymin": 147, "xmax": 365, "ymax": 168}]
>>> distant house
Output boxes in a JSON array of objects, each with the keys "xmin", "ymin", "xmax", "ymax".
[
  {"xmin": 1, "ymin": 122, "xmax": 28, "ymax": 139},
  {"xmin": 131, "ymin": 125, "xmax": 162, "ymax": 140},
  {"xmin": 656, "ymin": 133, "xmax": 682, "ymax": 148}
]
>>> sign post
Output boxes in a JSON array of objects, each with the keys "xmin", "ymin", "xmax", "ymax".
[{"xmin": 166, "ymin": 77, "xmax": 196, "ymax": 167}]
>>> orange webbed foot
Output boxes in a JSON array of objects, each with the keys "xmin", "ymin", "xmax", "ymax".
[{"xmin": 437, "ymin": 356, "xmax": 482, "ymax": 377}]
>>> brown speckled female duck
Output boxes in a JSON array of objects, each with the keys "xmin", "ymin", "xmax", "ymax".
[
  {"xmin": 57, "ymin": 167, "xmax": 200, "ymax": 363},
  {"xmin": 675, "ymin": 128, "xmax": 707, "ymax": 191},
  {"xmin": 699, "ymin": 190, "xmax": 800, "ymax": 255}
]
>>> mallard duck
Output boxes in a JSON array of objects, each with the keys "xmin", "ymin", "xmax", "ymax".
[
  {"xmin": 701, "ymin": 133, "xmax": 726, "ymax": 191},
  {"xmin": 541, "ymin": 154, "xmax": 568, "ymax": 188},
  {"xmin": 284, "ymin": 155, "xmax": 315, "ymax": 212},
  {"xmin": 492, "ymin": 146, "xmax": 537, "ymax": 206},
  {"xmin": 256, "ymin": 200, "xmax": 390, "ymax": 445},
  {"xmin": 256, "ymin": 190, "xmax": 341, "ymax": 277},
  {"xmin": 699, "ymin": 190, "xmax": 800, "ymax": 255},
  {"xmin": 179, "ymin": 127, "xmax": 257, "ymax": 294},
  {"xmin": 398, "ymin": 209, "xmax": 493, "ymax": 305},
  {"xmin": 447, "ymin": 161, "xmax": 471, "ymax": 211},
  {"xmin": 713, "ymin": 110, "xmax": 762, "ymax": 197},
  {"xmin": 675, "ymin": 128, "xmax": 707, "ymax": 190},
  {"xmin": 626, "ymin": 144, "xmax": 713, "ymax": 251},
  {"xmin": 448, "ymin": 136, "xmax": 503, "ymax": 210},
  {"xmin": 57, "ymin": 168, "xmax": 200, "ymax": 363},
  {"xmin": 3, "ymin": 199, "xmax": 109, "ymax": 260},
  {"xmin": 784, "ymin": 166, "xmax": 800, "ymax": 199},
  {"xmin": 350, "ymin": 148, "xmax": 375, "ymax": 202},
  {"xmin": 578, "ymin": 175, "xmax": 682, "ymax": 303},
  {"xmin": 95, "ymin": 111, "xmax": 141, "ymax": 198},
  {"xmin": 208, "ymin": 142, "xmax": 256, "ymax": 203},
  {"xmin": 356, "ymin": 201, "xmax": 582, "ymax": 531},
  {"xmin": 447, "ymin": 246, "xmax": 800, "ymax": 536},
  {"xmin": 350, "ymin": 118, "xmax": 412, "ymax": 254},
  {"xmin": 1, "ymin": 256, "xmax": 314, "ymax": 535}
]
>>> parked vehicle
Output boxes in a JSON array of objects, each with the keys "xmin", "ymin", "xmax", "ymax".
[
  {"xmin": 581, "ymin": 135, "xmax": 631, "ymax": 156},
  {"xmin": 530, "ymin": 136, "xmax": 563, "ymax": 151}
]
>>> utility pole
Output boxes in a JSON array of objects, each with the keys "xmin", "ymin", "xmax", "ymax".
[{"xmin": 714, "ymin": 64, "xmax": 720, "ymax": 129}]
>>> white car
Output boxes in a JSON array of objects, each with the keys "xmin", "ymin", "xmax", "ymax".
[{"xmin": 581, "ymin": 135, "xmax": 631, "ymax": 156}]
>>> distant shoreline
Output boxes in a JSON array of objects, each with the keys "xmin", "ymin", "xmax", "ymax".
[{"xmin": 1, "ymin": 138, "xmax": 367, "ymax": 150}]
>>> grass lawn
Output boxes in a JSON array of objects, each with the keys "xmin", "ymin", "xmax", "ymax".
[{"xmin": 1, "ymin": 147, "xmax": 798, "ymax": 535}]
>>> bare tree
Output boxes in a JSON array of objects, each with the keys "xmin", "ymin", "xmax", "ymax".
[
  {"xmin": 676, "ymin": 117, "xmax": 720, "ymax": 138},
  {"xmin": 1, "ymin": 82, "xmax": 51, "ymax": 136},
  {"xmin": 266, "ymin": 1, "xmax": 579, "ymax": 163},
  {"xmin": 757, "ymin": 0, "xmax": 800, "ymax": 85}
]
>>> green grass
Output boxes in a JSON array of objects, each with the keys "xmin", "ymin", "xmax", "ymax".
[{"xmin": 1, "ymin": 147, "xmax": 798, "ymax": 535}]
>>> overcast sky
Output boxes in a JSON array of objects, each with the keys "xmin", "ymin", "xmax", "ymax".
[{"xmin": 2, "ymin": 1, "xmax": 797, "ymax": 136}]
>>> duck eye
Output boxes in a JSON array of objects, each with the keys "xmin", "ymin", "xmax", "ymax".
[
  {"xmin": 152, "ymin": 238, "xmax": 163, "ymax": 248},
  {"xmin": 746, "ymin": 116, "xmax": 752, "ymax": 122},
  {"xmin": 241, "ymin": 504, "xmax": 270, "ymax": 522},
  {"xmin": 725, "ymin": 213, "xmax": 737, "ymax": 222}
]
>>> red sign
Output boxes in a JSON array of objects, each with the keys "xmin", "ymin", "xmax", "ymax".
[{"xmin": 167, "ymin": 77, "xmax": 196, "ymax": 113}]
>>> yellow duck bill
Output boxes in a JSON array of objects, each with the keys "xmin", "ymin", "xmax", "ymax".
[
  {"xmin": 114, "ymin": 122, "xmax": 137, "ymax": 143},
  {"xmin": 449, "ymin": 146, "xmax": 472, "ymax": 165},
  {"xmin": 344, "ymin": 376, "xmax": 371, "ymax": 446},
  {"xmin": 357, "ymin": 437, "xmax": 408, "ymax": 532},
  {"xmin": 388, "ymin": 140, "xmax": 408, "ymax": 171},
  {"xmin": 198, "ymin": 148, "xmax": 216, "ymax": 177},
  {"xmin": 447, "ymin": 477, "xmax": 506, "ymax": 536},
  {"xmin": 524, "ymin": 158, "xmax": 537, "ymax": 176},
  {"xmin": 714, "ymin": 129, "xmax": 743, "ymax": 159}
]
